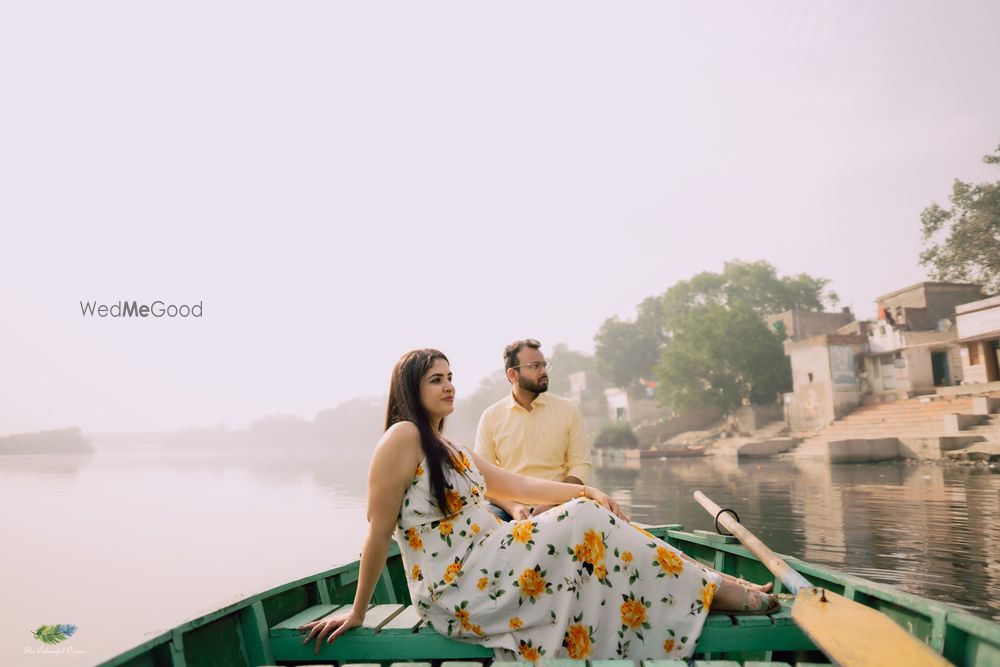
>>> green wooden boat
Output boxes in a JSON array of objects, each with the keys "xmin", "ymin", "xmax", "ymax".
[{"xmin": 97, "ymin": 524, "xmax": 1000, "ymax": 667}]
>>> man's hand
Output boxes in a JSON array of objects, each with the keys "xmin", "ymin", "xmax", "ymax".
[
  {"xmin": 506, "ymin": 502, "xmax": 532, "ymax": 521},
  {"xmin": 530, "ymin": 504, "xmax": 556, "ymax": 516}
]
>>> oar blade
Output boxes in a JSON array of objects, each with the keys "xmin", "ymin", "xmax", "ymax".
[{"xmin": 791, "ymin": 587, "xmax": 951, "ymax": 667}]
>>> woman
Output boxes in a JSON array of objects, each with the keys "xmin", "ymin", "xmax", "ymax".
[{"xmin": 301, "ymin": 349, "xmax": 777, "ymax": 661}]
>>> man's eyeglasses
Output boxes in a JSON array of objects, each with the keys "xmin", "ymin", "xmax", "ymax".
[{"xmin": 512, "ymin": 361, "xmax": 552, "ymax": 373}]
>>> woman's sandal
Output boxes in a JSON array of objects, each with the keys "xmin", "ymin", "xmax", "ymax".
[{"xmin": 709, "ymin": 583, "xmax": 782, "ymax": 616}]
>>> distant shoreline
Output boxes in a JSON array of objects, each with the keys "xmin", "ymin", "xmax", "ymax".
[{"xmin": 0, "ymin": 427, "xmax": 94, "ymax": 455}]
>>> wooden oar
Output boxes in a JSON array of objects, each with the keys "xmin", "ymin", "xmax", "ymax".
[{"xmin": 693, "ymin": 490, "xmax": 950, "ymax": 667}]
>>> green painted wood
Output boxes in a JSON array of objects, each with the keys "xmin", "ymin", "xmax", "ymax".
[
  {"xmin": 537, "ymin": 660, "xmax": 585, "ymax": 667},
  {"xmin": 271, "ymin": 604, "xmax": 344, "ymax": 634},
  {"xmin": 691, "ymin": 661, "xmax": 742, "ymax": 666},
  {"xmin": 380, "ymin": 606, "xmax": 424, "ymax": 632},
  {"xmin": 373, "ymin": 565, "xmax": 398, "ymax": 603},
  {"xmin": 269, "ymin": 631, "xmax": 493, "ymax": 661},
  {"xmin": 390, "ymin": 663, "xmax": 431, "ymax": 667},
  {"xmin": 350, "ymin": 604, "xmax": 405, "ymax": 634},
  {"xmin": 640, "ymin": 661, "xmax": 689, "ymax": 667},
  {"xmin": 695, "ymin": 602, "xmax": 816, "ymax": 653},
  {"xmin": 237, "ymin": 601, "xmax": 275, "ymax": 667},
  {"xmin": 745, "ymin": 662, "xmax": 792, "ymax": 667},
  {"xmin": 590, "ymin": 661, "xmax": 636, "ymax": 667},
  {"xmin": 439, "ymin": 662, "xmax": 487, "ymax": 667},
  {"xmin": 168, "ymin": 629, "xmax": 186, "ymax": 667},
  {"xmin": 315, "ymin": 578, "xmax": 332, "ymax": 604},
  {"xmin": 341, "ymin": 663, "xmax": 381, "ymax": 667}
]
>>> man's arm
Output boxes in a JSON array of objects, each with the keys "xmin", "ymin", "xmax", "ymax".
[
  {"xmin": 563, "ymin": 404, "xmax": 593, "ymax": 484},
  {"xmin": 475, "ymin": 407, "xmax": 530, "ymax": 520}
]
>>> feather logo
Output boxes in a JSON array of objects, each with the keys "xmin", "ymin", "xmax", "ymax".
[{"xmin": 31, "ymin": 624, "xmax": 77, "ymax": 644}]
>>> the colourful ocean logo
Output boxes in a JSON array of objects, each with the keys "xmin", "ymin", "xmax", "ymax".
[{"xmin": 31, "ymin": 625, "xmax": 77, "ymax": 644}]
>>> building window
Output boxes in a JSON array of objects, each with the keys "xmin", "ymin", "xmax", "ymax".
[{"xmin": 969, "ymin": 342, "xmax": 980, "ymax": 365}]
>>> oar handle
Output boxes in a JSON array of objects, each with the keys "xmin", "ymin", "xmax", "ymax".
[{"xmin": 693, "ymin": 490, "xmax": 812, "ymax": 594}]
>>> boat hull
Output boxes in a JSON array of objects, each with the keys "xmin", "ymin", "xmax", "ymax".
[{"xmin": 96, "ymin": 524, "xmax": 1000, "ymax": 667}]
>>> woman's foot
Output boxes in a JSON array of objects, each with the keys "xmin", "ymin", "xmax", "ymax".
[{"xmin": 710, "ymin": 579, "xmax": 781, "ymax": 615}]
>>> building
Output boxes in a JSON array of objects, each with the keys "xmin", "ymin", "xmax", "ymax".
[
  {"xmin": 784, "ymin": 333, "xmax": 868, "ymax": 430},
  {"xmin": 860, "ymin": 282, "xmax": 984, "ymax": 398},
  {"xmin": 782, "ymin": 282, "xmax": 986, "ymax": 430},
  {"xmin": 766, "ymin": 307, "xmax": 854, "ymax": 341},
  {"xmin": 956, "ymin": 295, "xmax": 1000, "ymax": 384}
]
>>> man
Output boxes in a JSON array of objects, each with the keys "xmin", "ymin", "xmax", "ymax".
[{"xmin": 475, "ymin": 338, "xmax": 592, "ymax": 521}]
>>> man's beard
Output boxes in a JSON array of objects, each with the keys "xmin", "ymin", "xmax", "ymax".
[{"xmin": 518, "ymin": 376, "xmax": 549, "ymax": 394}]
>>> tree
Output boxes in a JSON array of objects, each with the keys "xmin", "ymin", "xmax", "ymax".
[
  {"xmin": 593, "ymin": 316, "xmax": 661, "ymax": 394},
  {"xmin": 658, "ymin": 260, "xmax": 838, "ymax": 323},
  {"xmin": 920, "ymin": 144, "xmax": 1000, "ymax": 293},
  {"xmin": 594, "ymin": 421, "xmax": 639, "ymax": 449},
  {"xmin": 655, "ymin": 303, "xmax": 791, "ymax": 414},
  {"xmin": 594, "ymin": 260, "xmax": 837, "ymax": 393}
]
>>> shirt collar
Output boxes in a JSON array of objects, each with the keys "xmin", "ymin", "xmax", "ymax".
[{"xmin": 507, "ymin": 391, "xmax": 549, "ymax": 411}]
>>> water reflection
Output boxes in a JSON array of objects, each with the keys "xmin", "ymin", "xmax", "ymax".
[
  {"xmin": 3, "ymin": 447, "xmax": 998, "ymax": 667},
  {"xmin": 593, "ymin": 456, "xmax": 1000, "ymax": 621}
]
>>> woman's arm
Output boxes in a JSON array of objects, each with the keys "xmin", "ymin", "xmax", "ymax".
[
  {"xmin": 300, "ymin": 422, "xmax": 422, "ymax": 654},
  {"xmin": 469, "ymin": 450, "xmax": 628, "ymax": 520}
]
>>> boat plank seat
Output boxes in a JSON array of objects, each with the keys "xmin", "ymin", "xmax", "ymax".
[
  {"xmin": 261, "ymin": 663, "xmax": 818, "ymax": 667},
  {"xmin": 270, "ymin": 600, "xmax": 814, "ymax": 663}
]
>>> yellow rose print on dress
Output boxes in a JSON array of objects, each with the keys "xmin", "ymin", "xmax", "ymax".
[
  {"xmin": 405, "ymin": 527, "xmax": 423, "ymax": 551},
  {"xmin": 470, "ymin": 523, "xmax": 480, "ymax": 535},
  {"xmin": 517, "ymin": 638, "xmax": 544, "ymax": 663},
  {"xmin": 448, "ymin": 600, "xmax": 479, "ymax": 637},
  {"xmin": 619, "ymin": 592, "xmax": 652, "ymax": 640},
  {"xmin": 654, "ymin": 545, "xmax": 684, "ymax": 578},
  {"xmin": 415, "ymin": 463, "xmax": 424, "ymax": 476},
  {"xmin": 445, "ymin": 489, "xmax": 464, "ymax": 515},
  {"xmin": 410, "ymin": 565, "xmax": 422, "ymax": 581},
  {"xmin": 584, "ymin": 529, "xmax": 606, "ymax": 563},
  {"xmin": 438, "ymin": 520, "xmax": 455, "ymax": 546},
  {"xmin": 689, "ymin": 579, "xmax": 715, "ymax": 614},
  {"xmin": 514, "ymin": 564, "xmax": 552, "ymax": 604},
  {"xmin": 477, "ymin": 576, "xmax": 488, "ymax": 591},
  {"xmin": 688, "ymin": 577, "xmax": 716, "ymax": 615},
  {"xmin": 701, "ymin": 581, "xmax": 716, "ymax": 607},
  {"xmin": 442, "ymin": 557, "xmax": 463, "ymax": 585},
  {"xmin": 502, "ymin": 520, "xmax": 539, "ymax": 550},
  {"xmin": 569, "ymin": 529, "xmax": 608, "ymax": 576},
  {"xmin": 621, "ymin": 550, "xmax": 633, "ymax": 564},
  {"xmin": 562, "ymin": 614, "xmax": 595, "ymax": 659},
  {"xmin": 633, "ymin": 523, "xmax": 656, "ymax": 539},
  {"xmin": 508, "ymin": 616, "xmax": 523, "ymax": 630},
  {"xmin": 663, "ymin": 628, "xmax": 685, "ymax": 655},
  {"xmin": 594, "ymin": 563, "xmax": 608, "ymax": 582}
]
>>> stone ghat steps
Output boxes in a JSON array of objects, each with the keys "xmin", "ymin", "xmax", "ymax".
[{"xmin": 818, "ymin": 397, "xmax": 975, "ymax": 437}]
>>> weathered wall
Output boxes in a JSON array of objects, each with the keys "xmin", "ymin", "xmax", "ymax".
[{"xmin": 633, "ymin": 406, "xmax": 722, "ymax": 446}]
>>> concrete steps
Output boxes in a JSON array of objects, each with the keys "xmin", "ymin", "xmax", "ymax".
[{"xmin": 792, "ymin": 392, "xmax": 1000, "ymax": 461}]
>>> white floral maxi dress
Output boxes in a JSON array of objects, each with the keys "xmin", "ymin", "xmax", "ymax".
[{"xmin": 392, "ymin": 444, "xmax": 722, "ymax": 662}]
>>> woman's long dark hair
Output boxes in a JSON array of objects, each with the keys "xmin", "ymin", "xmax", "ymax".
[{"xmin": 385, "ymin": 348, "xmax": 456, "ymax": 514}]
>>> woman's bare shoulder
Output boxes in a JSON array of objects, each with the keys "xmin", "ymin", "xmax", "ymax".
[{"xmin": 374, "ymin": 421, "xmax": 423, "ymax": 463}]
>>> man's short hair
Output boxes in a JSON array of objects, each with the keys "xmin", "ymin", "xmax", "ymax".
[{"xmin": 504, "ymin": 339, "xmax": 541, "ymax": 371}]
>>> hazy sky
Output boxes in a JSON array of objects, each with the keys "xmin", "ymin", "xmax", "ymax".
[{"xmin": 2, "ymin": 1, "xmax": 999, "ymax": 435}]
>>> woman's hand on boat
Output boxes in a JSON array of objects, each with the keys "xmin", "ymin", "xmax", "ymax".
[
  {"xmin": 299, "ymin": 609, "xmax": 364, "ymax": 654},
  {"xmin": 584, "ymin": 486, "xmax": 630, "ymax": 522}
]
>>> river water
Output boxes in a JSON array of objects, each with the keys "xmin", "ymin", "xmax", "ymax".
[{"xmin": 2, "ymin": 448, "xmax": 998, "ymax": 666}]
